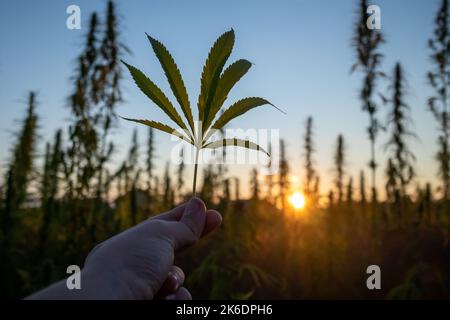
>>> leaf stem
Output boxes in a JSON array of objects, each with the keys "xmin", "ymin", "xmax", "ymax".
[{"xmin": 192, "ymin": 146, "xmax": 200, "ymax": 197}]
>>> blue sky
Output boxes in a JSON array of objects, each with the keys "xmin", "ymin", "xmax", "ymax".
[{"xmin": 0, "ymin": 0, "xmax": 442, "ymax": 197}]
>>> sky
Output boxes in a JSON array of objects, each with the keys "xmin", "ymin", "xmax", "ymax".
[{"xmin": 0, "ymin": 0, "xmax": 443, "ymax": 198}]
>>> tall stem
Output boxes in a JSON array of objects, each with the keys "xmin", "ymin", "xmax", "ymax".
[
  {"xmin": 192, "ymin": 147, "xmax": 200, "ymax": 197},
  {"xmin": 371, "ymin": 136, "xmax": 377, "ymax": 203}
]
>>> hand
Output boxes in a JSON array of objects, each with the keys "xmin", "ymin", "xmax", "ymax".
[{"xmin": 27, "ymin": 198, "xmax": 222, "ymax": 300}]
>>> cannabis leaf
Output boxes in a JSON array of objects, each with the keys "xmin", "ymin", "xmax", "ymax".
[{"xmin": 121, "ymin": 29, "xmax": 283, "ymax": 195}]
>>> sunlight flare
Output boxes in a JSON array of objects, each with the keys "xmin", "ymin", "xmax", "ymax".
[{"xmin": 290, "ymin": 191, "xmax": 306, "ymax": 210}]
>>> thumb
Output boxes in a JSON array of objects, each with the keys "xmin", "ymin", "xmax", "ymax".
[{"xmin": 170, "ymin": 197, "xmax": 207, "ymax": 250}]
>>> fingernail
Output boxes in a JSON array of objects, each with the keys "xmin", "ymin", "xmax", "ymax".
[
  {"xmin": 169, "ymin": 271, "xmax": 180, "ymax": 291},
  {"xmin": 165, "ymin": 293, "xmax": 177, "ymax": 300},
  {"xmin": 188, "ymin": 197, "xmax": 203, "ymax": 212}
]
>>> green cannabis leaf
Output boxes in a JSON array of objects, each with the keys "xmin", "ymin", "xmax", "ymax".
[{"xmin": 121, "ymin": 29, "xmax": 283, "ymax": 196}]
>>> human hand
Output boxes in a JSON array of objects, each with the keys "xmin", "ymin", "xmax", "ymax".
[
  {"xmin": 27, "ymin": 197, "xmax": 222, "ymax": 300},
  {"xmin": 83, "ymin": 197, "xmax": 221, "ymax": 300}
]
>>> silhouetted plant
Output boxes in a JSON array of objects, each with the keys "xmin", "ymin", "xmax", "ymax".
[
  {"xmin": 128, "ymin": 129, "xmax": 141, "ymax": 224},
  {"xmin": 313, "ymin": 176, "xmax": 320, "ymax": 200},
  {"xmin": 177, "ymin": 148, "xmax": 185, "ymax": 196},
  {"xmin": 352, "ymin": 0, "xmax": 385, "ymax": 203},
  {"xmin": 94, "ymin": 0, "xmax": 127, "ymax": 110},
  {"xmin": 303, "ymin": 116, "xmax": 318, "ymax": 200},
  {"xmin": 265, "ymin": 143, "xmax": 274, "ymax": 203},
  {"xmin": 328, "ymin": 190, "xmax": 334, "ymax": 209},
  {"xmin": 234, "ymin": 177, "xmax": 241, "ymax": 201},
  {"xmin": 162, "ymin": 162, "xmax": 174, "ymax": 210},
  {"xmin": 250, "ymin": 168, "xmax": 260, "ymax": 201},
  {"xmin": 2, "ymin": 92, "xmax": 38, "ymax": 246},
  {"xmin": 146, "ymin": 127, "xmax": 155, "ymax": 192},
  {"xmin": 216, "ymin": 122, "xmax": 228, "ymax": 197},
  {"xmin": 200, "ymin": 165, "xmax": 216, "ymax": 206},
  {"xmin": 424, "ymin": 183, "xmax": 433, "ymax": 215},
  {"xmin": 121, "ymin": 29, "xmax": 282, "ymax": 196},
  {"xmin": 38, "ymin": 129, "xmax": 63, "ymax": 256},
  {"xmin": 66, "ymin": 1, "xmax": 126, "ymax": 207},
  {"xmin": 153, "ymin": 176, "xmax": 160, "ymax": 202},
  {"xmin": 0, "ymin": 92, "xmax": 38, "ymax": 298},
  {"xmin": 333, "ymin": 134, "xmax": 346, "ymax": 203},
  {"xmin": 346, "ymin": 177, "xmax": 354, "ymax": 205},
  {"xmin": 428, "ymin": 0, "xmax": 450, "ymax": 200},
  {"xmin": 222, "ymin": 178, "xmax": 231, "ymax": 203},
  {"xmin": 360, "ymin": 170, "xmax": 367, "ymax": 206},
  {"xmin": 384, "ymin": 63, "xmax": 416, "ymax": 201},
  {"xmin": 94, "ymin": 1, "xmax": 127, "ymax": 209},
  {"xmin": 67, "ymin": 12, "xmax": 101, "ymax": 200},
  {"xmin": 278, "ymin": 139, "xmax": 290, "ymax": 211},
  {"xmin": 385, "ymin": 158, "xmax": 397, "ymax": 203}
]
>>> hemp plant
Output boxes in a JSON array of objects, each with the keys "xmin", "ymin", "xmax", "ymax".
[{"xmin": 121, "ymin": 29, "xmax": 281, "ymax": 196}]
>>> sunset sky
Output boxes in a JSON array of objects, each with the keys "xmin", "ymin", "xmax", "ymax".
[{"xmin": 0, "ymin": 0, "xmax": 442, "ymax": 198}]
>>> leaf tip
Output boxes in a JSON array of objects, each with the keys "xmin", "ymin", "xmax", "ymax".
[
  {"xmin": 269, "ymin": 102, "xmax": 286, "ymax": 115},
  {"xmin": 240, "ymin": 59, "xmax": 254, "ymax": 67},
  {"xmin": 119, "ymin": 115, "xmax": 132, "ymax": 122},
  {"xmin": 145, "ymin": 32, "xmax": 156, "ymax": 43},
  {"xmin": 224, "ymin": 28, "xmax": 235, "ymax": 40}
]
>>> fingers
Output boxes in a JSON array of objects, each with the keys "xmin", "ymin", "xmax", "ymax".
[
  {"xmin": 153, "ymin": 197, "xmax": 222, "ymax": 251},
  {"xmin": 158, "ymin": 265, "xmax": 185, "ymax": 295},
  {"xmin": 149, "ymin": 200, "xmax": 221, "ymax": 301},
  {"xmin": 179, "ymin": 197, "xmax": 207, "ymax": 238},
  {"xmin": 202, "ymin": 210, "xmax": 222, "ymax": 237},
  {"xmin": 166, "ymin": 198, "xmax": 207, "ymax": 250},
  {"xmin": 165, "ymin": 287, "xmax": 192, "ymax": 300},
  {"xmin": 153, "ymin": 200, "xmax": 222, "ymax": 237}
]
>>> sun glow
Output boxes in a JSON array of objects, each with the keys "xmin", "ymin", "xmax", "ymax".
[{"xmin": 290, "ymin": 192, "xmax": 306, "ymax": 210}]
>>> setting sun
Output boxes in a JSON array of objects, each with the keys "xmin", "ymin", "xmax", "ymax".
[{"xmin": 290, "ymin": 192, "xmax": 306, "ymax": 210}]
